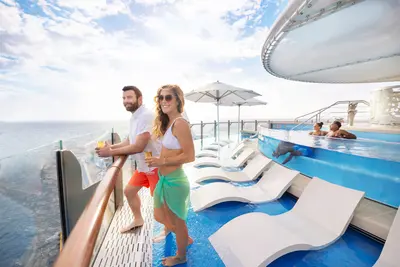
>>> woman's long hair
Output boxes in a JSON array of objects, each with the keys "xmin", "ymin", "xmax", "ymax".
[{"xmin": 153, "ymin": 84, "xmax": 185, "ymax": 138}]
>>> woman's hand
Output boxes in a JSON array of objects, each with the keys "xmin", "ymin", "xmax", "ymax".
[{"xmin": 145, "ymin": 157, "xmax": 165, "ymax": 167}]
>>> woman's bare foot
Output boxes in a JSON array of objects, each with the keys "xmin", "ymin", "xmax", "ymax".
[
  {"xmin": 153, "ymin": 230, "xmax": 194, "ymax": 246},
  {"xmin": 153, "ymin": 228, "xmax": 171, "ymax": 243},
  {"xmin": 161, "ymin": 255, "xmax": 186, "ymax": 266},
  {"xmin": 119, "ymin": 218, "xmax": 144, "ymax": 233}
]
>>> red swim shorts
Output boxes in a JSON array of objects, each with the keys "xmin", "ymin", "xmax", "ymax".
[{"xmin": 128, "ymin": 168, "xmax": 159, "ymax": 196}]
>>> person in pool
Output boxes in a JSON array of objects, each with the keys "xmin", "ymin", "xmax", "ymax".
[
  {"xmin": 272, "ymin": 141, "xmax": 313, "ymax": 164},
  {"xmin": 309, "ymin": 122, "xmax": 327, "ymax": 136},
  {"xmin": 145, "ymin": 84, "xmax": 194, "ymax": 266},
  {"xmin": 325, "ymin": 120, "xmax": 357, "ymax": 139}
]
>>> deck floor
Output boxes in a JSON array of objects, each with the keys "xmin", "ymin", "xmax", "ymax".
[{"xmin": 92, "ymin": 171, "xmax": 154, "ymax": 267}]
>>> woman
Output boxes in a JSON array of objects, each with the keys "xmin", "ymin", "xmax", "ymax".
[
  {"xmin": 145, "ymin": 84, "xmax": 195, "ymax": 266},
  {"xmin": 309, "ymin": 122, "xmax": 326, "ymax": 136}
]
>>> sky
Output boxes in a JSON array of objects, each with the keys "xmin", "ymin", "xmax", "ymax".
[{"xmin": 0, "ymin": 0, "xmax": 397, "ymax": 123}]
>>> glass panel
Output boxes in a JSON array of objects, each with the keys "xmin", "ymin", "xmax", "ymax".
[
  {"xmin": 61, "ymin": 130, "xmax": 113, "ymax": 190},
  {"xmin": 0, "ymin": 141, "xmax": 61, "ymax": 267}
]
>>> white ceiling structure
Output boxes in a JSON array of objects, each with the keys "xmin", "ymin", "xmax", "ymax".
[{"xmin": 261, "ymin": 0, "xmax": 400, "ymax": 83}]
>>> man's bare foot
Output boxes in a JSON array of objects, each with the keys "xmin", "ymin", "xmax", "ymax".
[
  {"xmin": 119, "ymin": 218, "xmax": 144, "ymax": 233},
  {"xmin": 152, "ymin": 228, "xmax": 171, "ymax": 243},
  {"xmin": 161, "ymin": 255, "xmax": 186, "ymax": 266},
  {"xmin": 188, "ymin": 236, "xmax": 194, "ymax": 245}
]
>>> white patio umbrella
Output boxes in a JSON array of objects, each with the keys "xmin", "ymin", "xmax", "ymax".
[
  {"xmin": 185, "ymin": 81, "xmax": 261, "ymax": 156},
  {"xmin": 217, "ymin": 98, "xmax": 267, "ymax": 142}
]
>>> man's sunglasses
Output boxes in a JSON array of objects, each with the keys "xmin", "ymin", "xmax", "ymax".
[{"xmin": 158, "ymin": 94, "xmax": 173, "ymax": 102}]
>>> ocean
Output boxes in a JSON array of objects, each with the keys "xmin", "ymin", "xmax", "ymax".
[{"xmin": 0, "ymin": 121, "xmax": 129, "ymax": 267}]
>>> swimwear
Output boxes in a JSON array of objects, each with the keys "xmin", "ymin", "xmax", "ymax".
[{"xmin": 154, "ymin": 168, "xmax": 190, "ymax": 220}]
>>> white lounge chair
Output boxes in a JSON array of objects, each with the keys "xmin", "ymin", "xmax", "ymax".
[
  {"xmin": 196, "ymin": 142, "xmax": 247, "ymax": 158},
  {"xmin": 192, "ymin": 153, "xmax": 273, "ymax": 183},
  {"xmin": 210, "ymin": 140, "xmax": 231, "ymax": 146},
  {"xmin": 192, "ymin": 147, "xmax": 255, "ymax": 168},
  {"xmin": 373, "ymin": 206, "xmax": 400, "ymax": 267},
  {"xmin": 191, "ymin": 164, "xmax": 300, "ymax": 212},
  {"xmin": 202, "ymin": 144, "xmax": 221, "ymax": 151},
  {"xmin": 196, "ymin": 150, "xmax": 218, "ymax": 158},
  {"xmin": 209, "ymin": 177, "xmax": 365, "ymax": 267}
]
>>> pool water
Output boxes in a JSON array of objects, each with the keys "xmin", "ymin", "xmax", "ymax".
[
  {"xmin": 258, "ymin": 132, "xmax": 400, "ymax": 207},
  {"xmin": 152, "ymin": 194, "xmax": 383, "ymax": 266},
  {"xmin": 260, "ymin": 129, "xmax": 400, "ymax": 162},
  {"xmin": 268, "ymin": 123, "xmax": 400, "ymax": 143}
]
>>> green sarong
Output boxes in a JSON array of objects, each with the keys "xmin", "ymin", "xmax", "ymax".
[{"xmin": 154, "ymin": 168, "xmax": 190, "ymax": 220}]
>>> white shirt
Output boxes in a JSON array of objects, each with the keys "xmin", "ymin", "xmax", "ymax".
[{"xmin": 129, "ymin": 105, "xmax": 161, "ymax": 173}]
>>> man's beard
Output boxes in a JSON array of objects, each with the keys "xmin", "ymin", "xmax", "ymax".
[{"xmin": 125, "ymin": 102, "xmax": 139, "ymax": 112}]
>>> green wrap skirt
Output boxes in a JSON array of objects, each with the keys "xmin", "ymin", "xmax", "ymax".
[{"xmin": 154, "ymin": 168, "xmax": 190, "ymax": 220}]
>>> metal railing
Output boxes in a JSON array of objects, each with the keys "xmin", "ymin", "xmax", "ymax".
[
  {"xmin": 292, "ymin": 100, "xmax": 370, "ymax": 130},
  {"xmin": 189, "ymin": 119, "xmax": 270, "ymax": 143},
  {"xmin": 54, "ymin": 154, "xmax": 127, "ymax": 267}
]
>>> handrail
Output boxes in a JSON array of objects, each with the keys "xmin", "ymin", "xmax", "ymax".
[
  {"xmin": 53, "ymin": 155, "xmax": 127, "ymax": 267},
  {"xmin": 292, "ymin": 100, "xmax": 370, "ymax": 130},
  {"xmin": 294, "ymin": 100, "xmax": 370, "ymax": 121},
  {"xmin": 189, "ymin": 119, "xmax": 269, "ymax": 126}
]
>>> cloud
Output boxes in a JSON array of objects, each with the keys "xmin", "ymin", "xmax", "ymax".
[{"xmin": 0, "ymin": 0, "xmax": 396, "ymax": 123}]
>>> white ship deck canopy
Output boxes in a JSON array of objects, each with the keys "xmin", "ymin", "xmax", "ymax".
[{"xmin": 261, "ymin": 0, "xmax": 400, "ymax": 83}]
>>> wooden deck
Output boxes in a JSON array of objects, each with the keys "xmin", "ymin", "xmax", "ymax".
[{"xmin": 92, "ymin": 161, "xmax": 153, "ymax": 267}]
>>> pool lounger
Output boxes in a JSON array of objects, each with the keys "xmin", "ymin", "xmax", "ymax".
[
  {"xmin": 191, "ymin": 163, "xmax": 300, "ymax": 212},
  {"xmin": 192, "ymin": 147, "xmax": 255, "ymax": 168},
  {"xmin": 210, "ymin": 140, "xmax": 231, "ymax": 146},
  {"xmin": 202, "ymin": 144, "xmax": 224, "ymax": 151},
  {"xmin": 196, "ymin": 142, "xmax": 247, "ymax": 158},
  {"xmin": 196, "ymin": 150, "xmax": 218, "ymax": 158},
  {"xmin": 192, "ymin": 153, "xmax": 273, "ymax": 183},
  {"xmin": 209, "ymin": 177, "xmax": 365, "ymax": 267},
  {"xmin": 373, "ymin": 206, "xmax": 400, "ymax": 267}
]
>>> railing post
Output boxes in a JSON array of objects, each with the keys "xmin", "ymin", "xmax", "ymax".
[
  {"xmin": 255, "ymin": 120, "xmax": 258, "ymax": 131},
  {"xmin": 200, "ymin": 121, "xmax": 204, "ymax": 148},
  {"xmin": 214, "ymin": 120, "xmax": 217, "ymax": 141},
  {"xmin": 241, "ymin": 120, "xmax": 244, "ymax": 131},
  {"xmin": 112, "ymin": 133, "xmax": 123, "ymax": 210},
  {"xmin": 227, "ymin": 120, "xmax": 230, "ymax": 138}
]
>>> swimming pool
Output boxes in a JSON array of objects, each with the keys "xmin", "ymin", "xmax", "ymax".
[
  {"xmin": 269, "ymin": 122, "xmax": 400, "ymax": 143},
  {"xmin": 260, "ymin": 128, "xmax": 400, "ymax": 162},
  {"xmin": 258, "ymin": 129, "xmax": 400, "ymax": 207}
]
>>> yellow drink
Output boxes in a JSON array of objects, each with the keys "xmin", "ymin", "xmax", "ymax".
[
  {"xmin": 144, "ymin": 151, "xmax": 152, "ymax": 159},
  {"xmin": 97, "ymin": 141, "xmax": 105, "ymax": 149}
]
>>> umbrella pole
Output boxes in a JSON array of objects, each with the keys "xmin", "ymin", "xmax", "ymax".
[
  {"xmin": 237, "ymin": 104, "xmax": 241, "ymax": 143},
  {"xmin": 217, "ymin": 100, "xmax": 220, "ymax": 159}
]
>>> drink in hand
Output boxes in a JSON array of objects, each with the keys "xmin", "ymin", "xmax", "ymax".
[
  {"xmin": 97, "ymin": 141, "xmax": 105, "ymax": 149},
  {"xmin": 144, "ymin": 151, "xmax": 152, "ymax": 159}
]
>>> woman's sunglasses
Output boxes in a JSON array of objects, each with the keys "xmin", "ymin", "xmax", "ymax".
[{"xmin": 158, "ymin": 94, "xmax": 173, "ymax": 102}]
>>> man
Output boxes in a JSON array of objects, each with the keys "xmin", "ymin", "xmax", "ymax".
[
  {"xmin": 326, "ymin": 120, "xmax": 357, "ymax": 139},
  {"xmin": 97, "ymin": 85, "xmax": 161, "ymax": 233}
]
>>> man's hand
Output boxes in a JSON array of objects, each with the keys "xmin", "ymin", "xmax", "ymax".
[
  {"xmin": 95, "ymin": 141, "xmax": 111, "ymax": 152},
  {"xmin": 96, "ymin": 146, "xmax": 112, "ymax": 157}
]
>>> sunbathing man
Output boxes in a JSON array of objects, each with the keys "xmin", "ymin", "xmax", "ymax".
[{"xmin": 325, "ymin": 121, "xmax": 357, "ymax": 139}]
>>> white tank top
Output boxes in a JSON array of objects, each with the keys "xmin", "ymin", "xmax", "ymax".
[{"xmin": 162, "ymin": 117, "xmax": 188, "ymax": 150}]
